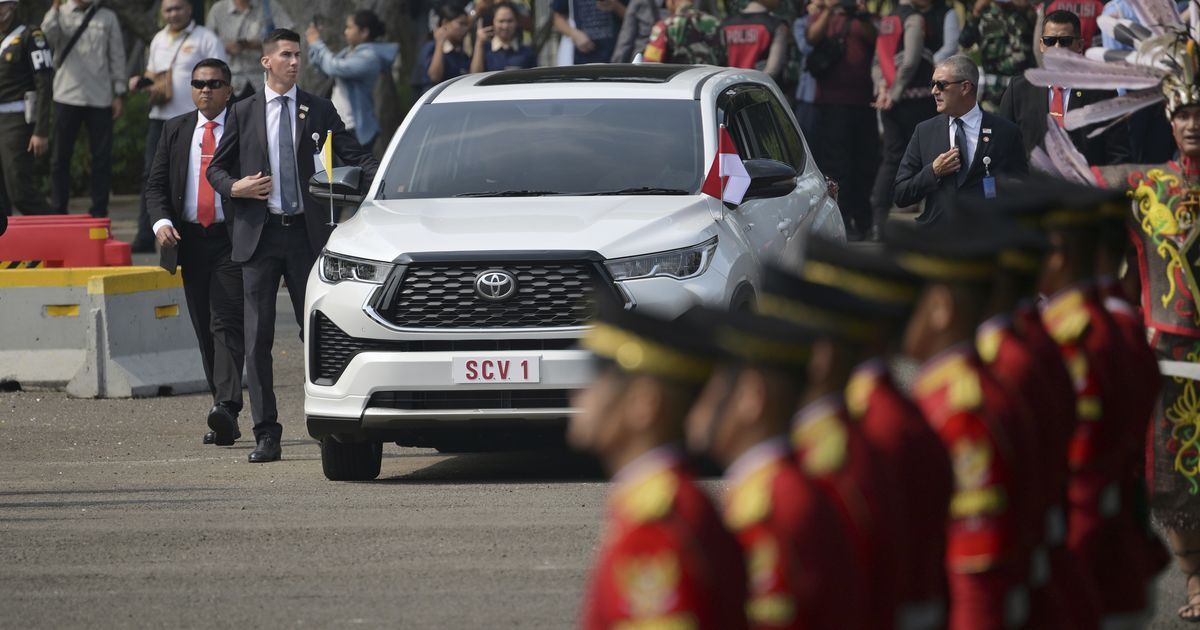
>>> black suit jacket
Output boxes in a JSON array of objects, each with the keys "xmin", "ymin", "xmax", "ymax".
[
  {"xmin": 206, "ymin": 88, "xmax": 380, "ymax": 263},
  {"xmin": 998, "ymin": 76, "xmax": 1131, "ymax": 167},
  {"xmin": 893, "ymin": 110, "xmax": 1028, "ymax": 225},
  {"xmin": 144, "ymin": 109, "xmax": 235, "ymax": 273}
]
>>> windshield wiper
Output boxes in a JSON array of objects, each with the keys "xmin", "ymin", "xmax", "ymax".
[
  {"xmin": 578, "ymin": 187, "xmax": 691, "ymax": 196},
  {"xmin": 454, "ymin": 190, "xmax": 560, "ymax": 197}
]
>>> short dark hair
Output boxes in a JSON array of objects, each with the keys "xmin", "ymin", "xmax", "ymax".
[
  {"xmin": 192, "ymin": 58, "xmax": 232, "ymax": 83},
  {"xmin": 263, "ymin": 28, "xmax": 301, "ymax": 52},
  {"xmin": 1044, "ymin": 10, "xmax": 1082, "ymax": 37},
  {"xmin": 492, "ymin": 2, "xmax": 520, "ymax": 18},
  {"xmin": 435, "ymin": 3, "xmax": 467, "ymax": 25},
  {"xmin": 351, "ymin": 9, "xmax": 386, "ymax": 41}
]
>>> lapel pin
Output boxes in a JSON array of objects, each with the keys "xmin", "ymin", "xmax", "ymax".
[
  {"xmin": 982, "ymin": 128, "xmax": 992, "ymax": 134},
  {"xmin": 983, "ymin": 136, "xmax": 990, "ymax": 143},
  {"xmin": 312, "ymin": 132, "xmax": 320, "ymax": 143},
  {"xmin": 1076, "ymin": 91, "xmax": 1082, "ymax": 97}
]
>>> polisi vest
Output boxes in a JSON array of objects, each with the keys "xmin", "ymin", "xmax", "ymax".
[
  {"xmin": 876, "ymin": 4, "xmax": 946, "ymax": 95},
  {"xmin": 722, "ymin": 12, "xmax": 785, "ymax": 71}
]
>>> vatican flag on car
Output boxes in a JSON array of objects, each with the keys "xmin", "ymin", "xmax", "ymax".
[
  {"xmin": 316, "ymin": 131, "xmax": 333, "ymax": 181},
  {"xmin": 701, "ymin": 126, "xmax": 750, "ymax": 205}
]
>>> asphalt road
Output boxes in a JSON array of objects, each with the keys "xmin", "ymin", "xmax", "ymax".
[{"xmin": 1, "ymin": 198, "xmax": 1192, "ymax": 628}]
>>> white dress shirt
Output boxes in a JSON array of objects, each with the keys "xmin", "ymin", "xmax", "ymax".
[
  {"xmin": 262, "ymin": 82, "xmax": 301, "ymax": 214},
  {"xmin": 151, "ymin": 109, "xmax": 228, "ymax": 236},
  {"xmin": 948, "ymin": 103, "xmax": 983, "ymax": 169}
]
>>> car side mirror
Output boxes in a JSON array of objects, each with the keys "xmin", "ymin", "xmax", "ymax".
[
  {"xmin": 309, "ymin": 166, "xmax": 364, "ymax": 207},
  {"xmin": 741, "ymin": 159, "xmax": 797, "ymax": 201}
]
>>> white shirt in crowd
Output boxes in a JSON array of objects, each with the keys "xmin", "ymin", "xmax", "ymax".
[
  {"xmin": 948, "ymin": 103, "xmax": 983, "ymax": 169},
  {"xmin": 262, "ymin": 82, "xmax": 301, "ymax": 214},
  {"xmin": 151, "ymin": 109, "xmax": 228, "ymax": 236},
  {"xmin": 147, "ymin": 21, "xmax": 226, "ymax": 121}
]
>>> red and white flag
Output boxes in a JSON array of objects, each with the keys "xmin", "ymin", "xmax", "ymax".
[{"xmin": 701, "ymin": 126, "xmax": 751, "ymax": 205}]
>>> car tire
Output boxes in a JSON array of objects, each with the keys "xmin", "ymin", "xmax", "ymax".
[{"xmin": 321, "ymin": 438, "xmax": 383, "ymax": 481}]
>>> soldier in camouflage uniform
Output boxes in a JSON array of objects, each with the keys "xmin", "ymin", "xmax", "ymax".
[
  {"xmin": 643, "ymin": 0, "xmax": 726, "ymax": 65},
  {"xmin": 959, "ymin": 0, "xmax": 1037, "ymax": 110}
]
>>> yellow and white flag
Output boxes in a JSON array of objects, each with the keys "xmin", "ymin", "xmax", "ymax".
[{"xmin": 314, "ymin": 130, "xmax": 333, "ymax": 178}]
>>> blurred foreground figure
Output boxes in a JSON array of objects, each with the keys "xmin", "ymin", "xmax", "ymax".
[{"xmin": 571, "ymin": 299, "xmax": 747, "ymax": 630}]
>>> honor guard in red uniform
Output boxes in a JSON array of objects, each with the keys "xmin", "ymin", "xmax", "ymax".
[
  {"xmin": 573, "ymin": 300, "xmax": 748, "ymax": 630},
  {"xmin": 682, "ymin": 306, "xmax": 867, "ymax": 630},
  {"xmin": 958, "ymin": 196, "xmax": 1082, "ymax": 629},
  {"xmin": 1026, "ymin": 182, "xmax": 1166, "ymax": 626},
  {"xmin": 797, "ymin": 237, "xmax": 953, "ymax": 630},
  {"xmin": 755, "ymin": 266, "xmax": 907, "ymax": 630},
  {"xmin": 887, "ymin": 218, "xmax": 1039, "ymax": 630}
]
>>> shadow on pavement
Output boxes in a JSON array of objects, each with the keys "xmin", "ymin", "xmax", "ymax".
[{"xmin": 376, "ymin": 448, "xmax": 605, "ymax": 484}]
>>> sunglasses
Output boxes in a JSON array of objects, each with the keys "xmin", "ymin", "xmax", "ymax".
[
  {"xmin": 1041, "ymin": 36, "xmax": 1077, "ymax": 47},
  {"xmin": 190, "ymin": 79, "xmax": 228, "ymax": 90},
  {"xmin": 930, "ymin": 79, "xmax": 967, "ymax": 91}
]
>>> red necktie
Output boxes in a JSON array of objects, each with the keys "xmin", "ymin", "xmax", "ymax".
[
  {"xmin": 197, "ymin": 120, "xmax": 218, "ymax": 228},
  {"xmin": 1050, "ymin": 86, "xmax": 1065, "ymax": 128}
]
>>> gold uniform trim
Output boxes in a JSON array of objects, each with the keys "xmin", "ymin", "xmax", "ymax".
[
  {"xmin": 757, "ymin": 294, "xmax": 873, "ymax": 341},
  {"xmin": 802, "ymin": 260, "xmax": 920, "ymax": 305},
  {"xmin": 583, "ymin": 323, "xmax": 713, "ymax": 384},
  {"xmin": 998, "ymin": 250, "xmax": 1041, "ymax": 274},
  {"xmin": 895, "ymin": 253, "xmax": 995, "ymax": 281}
]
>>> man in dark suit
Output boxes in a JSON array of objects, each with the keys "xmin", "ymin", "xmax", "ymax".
[
  {"xmin": 207, "ymin": 29, "xmax": 379, "ymax": 464},
  {"xmin": 998, "ymin": 9, "xmax": 1130, "ymax": 166},
  {"xmin": 145, "ymin": 58, "xmax": 245, "ymax": 447},
  {"xmin": 894, "ymin": 55, "xmax": 1027, "ymax": 225}
]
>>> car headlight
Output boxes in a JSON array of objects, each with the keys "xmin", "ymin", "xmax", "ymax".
[
  {"xmin": 605, "ymin": 237, "xmax": 718, "ymax": 281},
  {"xmin": 319, "ymin": 251, "xmax": 395, "ymax": 284}
]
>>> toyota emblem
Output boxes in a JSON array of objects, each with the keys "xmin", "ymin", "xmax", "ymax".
[{"xmin": 474, "ymin": 270, "xmax": 518, "ymax": 301}]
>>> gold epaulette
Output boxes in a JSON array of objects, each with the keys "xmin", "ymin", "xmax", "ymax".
[
  {"xmin": 792, "ymin": 413, "xmax": 848, "ymax": 476},
  {"xmin": 845, "ymin": 369, "xmax": 874, "ymax": 419},
  {"xmin": 1043, "ymin": 291, "xmax": 1091, "ymax": 344},
  {"xmin": 976, "ymin": 326, "xmax": 1003, "ymax": 365},
  {"xmin": 724, "ymin": 462, "xmax": 778, "ymax": 530},
  {"xmin": 915, "ymin": 354, "xmax": 982, "ymax": 412},
  {"xmin": 614, "ymin": 468, "xmax": 679, "ymax": 524}
]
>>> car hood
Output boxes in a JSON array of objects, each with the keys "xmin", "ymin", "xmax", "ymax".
[{"xmin": 325, "ymin": 196, "xmax": 720, "ymax": 261}]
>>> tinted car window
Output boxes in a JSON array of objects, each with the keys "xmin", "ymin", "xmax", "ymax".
[
  {"xmin": 377, "ymin": 99, "xmax": 703, "ymax": 198},
  {"xmin": 719, "ymin": 86, "xmax": 806, "ymax": 173}
]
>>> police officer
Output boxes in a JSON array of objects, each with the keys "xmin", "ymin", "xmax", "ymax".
[
  {"xmin": 0, "ymin": 0, "xmax": 52, "ymax": 225},
  {"xmin": 572, "ymin": 298, "xmax": 748, "ymax": 630}
]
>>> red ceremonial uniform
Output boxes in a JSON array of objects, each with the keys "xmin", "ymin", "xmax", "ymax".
[
  {"xmin": 581, "ymin": 448, "xmax": 749, "ymax": 630},
  {"xmin": 846, "ymin": 358, "xmax": 952, "ymax": 628},
  {"xmin": 724, "ymin": 439, "xmax": 867, "ymax": 630},
  {"xmin": 977, "ymin": 312, "xmax": 1085, "ymax": 629},
  {"xmin": 792, "ymin": 394, "xmax": 901, "ymax": 630},
  {"xmin": 1043, "ymin": 285, "xmax": 1160, "ymax": 618},
  {"xmin": 913, "ymin": 345, "xmax": 1033, "ymax": 630}
]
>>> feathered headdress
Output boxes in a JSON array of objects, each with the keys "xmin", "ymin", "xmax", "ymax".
[{"xmin": 1024, "ymin": 0, "xmax": 1200, "ymax": 132}]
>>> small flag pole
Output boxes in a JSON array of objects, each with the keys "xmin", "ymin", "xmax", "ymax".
[
  {"xmin": 718, "ymin": 124, "xmax": 726, "ymax": 203},
  {"xmin": 325, "ymin": 130, "xmax": 336, "ymax": 227}
]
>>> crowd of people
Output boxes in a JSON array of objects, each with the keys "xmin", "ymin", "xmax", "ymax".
[{"xmin": 573, "ymin": 179, "xmax": 1171, "ymax": 628}]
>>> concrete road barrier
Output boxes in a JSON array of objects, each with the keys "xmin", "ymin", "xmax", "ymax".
[{"xmin": 0, "ymin": 267, "xmax": 207, "ymax": 398}]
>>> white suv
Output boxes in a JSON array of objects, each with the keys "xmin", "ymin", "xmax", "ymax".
[{"xmin": 304, "ymin": 64, "xmax": 843, "ymax": 480}]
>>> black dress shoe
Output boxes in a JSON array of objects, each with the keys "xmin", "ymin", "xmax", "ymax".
[
  {"xmin": 249, "ymin": 436, "xmax": 281, "ymax": 463},
  {"xmin": 203, "ymin": 428, "xmax": 242, "ymax": 445},
  {"xmin": 206, "ymin": 404, "xmax": 240, "ymax": 446}
]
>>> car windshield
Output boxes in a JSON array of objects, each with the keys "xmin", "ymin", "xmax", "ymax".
[{"xmin": 376, "ymin": 99, "xmax": 703, "ymax": 199}]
